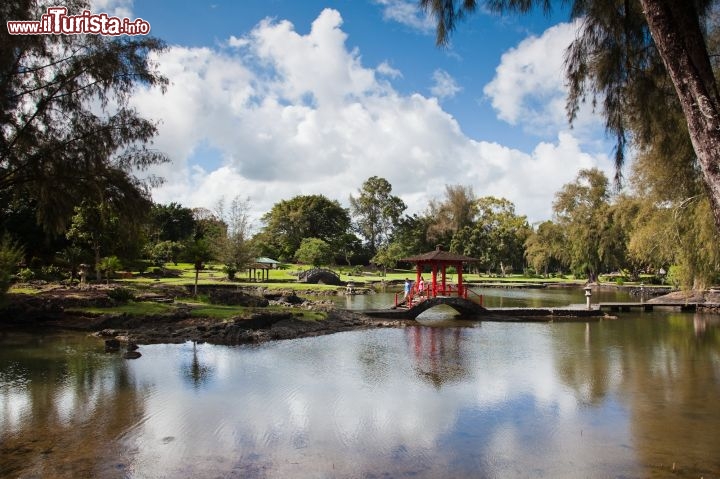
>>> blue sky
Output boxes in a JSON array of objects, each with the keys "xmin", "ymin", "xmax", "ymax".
[{"xmin": 94, "ymin": 0, "xmax": 614, "ymax": 225}]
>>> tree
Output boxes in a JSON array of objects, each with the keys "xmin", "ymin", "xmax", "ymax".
[
  {"xmin": 149, "ymin": 203, "xmax": 196, "ymax": 243},
  {"xmin": 145, "ymin": 240, "xmax": 184, "ymax": 267},
  {"xmin": 66, "ymin": 202, "xmax": 119, "ymax": 281},
  {"xmin": 99, "ymin": 256, "xmax": 122, "ymax": 284},
  {"xmin": 183, "ymin": 239, "xmax": 213, "ymax": 296},
  {"xmin": 191, "ymin": 208, "xmax": 227, "ymax": 242},
  {"xmin": 66, "ymin": 197, "xmax": 149, "ymax": 281},
  {"xmin": 259, "ymin": 195, "xmax": 351, "ymax": 261},
  {"xmin": 625, "ymin": 111, "xmax": 720, "ymax": 288},
  {"xmin": 391, "ymin": 214, "xmax": 434, "ymax": 257},
  {"xmin": 294, "ymin": 238, "xmax": 333, "ymax": 267},
  {"xmin": 420, "ymin": 0, "xmax": 720, "ymax": 232},
  {"xmin": 524, "ymin": 220, "xmax": 568, "ymax": 276},
  {"xmin": 0, "ymin": 236, "xmax": 23, "ymax": 297},
  {"xmin": 0, "ymin": 0, "xmax": 168, "ymax": 234},
  {"xmin": 450, "ymin": 197, "xmax": 530, "ymax": 275},
  {"xmin": 427, "ymin": 184, "xmax": 477, "ymax": 246},
  {"xmin": 349, "ymin": 176, "xmax": 407, "ymax": 254},
  {"xmin": 214, "ymin": 196, "xmax": 254, "ymax": 280},
  {"xmin": 552, "ymin": 168, "xmax": 623, "ymax": 280},
  {"xmin": 371, "ymin": 242, "xmax": 406, "ymax": 276}
]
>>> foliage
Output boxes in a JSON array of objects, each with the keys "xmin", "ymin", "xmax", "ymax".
[
  {"xmin": 146, "ymin": 240, "xmax": 184, "ymax": 267},
  {"xmin": 294, "ymin": 238, "xmax": 334, "ymax": 267},
  {"xmin": 349, "ymin": 176, "xmax": 406, "ymax": 254},
  {"xmin": 451, "ymin": 197, "xmax": 530, "ymax": 275},
  {"xmin": 371, "ymin": 242, "xmax": 406, "ymax": 275},
  {"xmin": 191, "ymin": 208, "xmax": 227, "ymax": 242},
  {"xmin": 183, "ymin": 239, "xmax": 214, "ymax": 295},
  {"xmin": 391, "ymin": 214, "xmax": 434, "ymax": 257},
  {"xmin": 16, "ymin": 268, "xmax": 34, "ymax": 282},
  {"xmin": 213, "ymin": 196, "xmax": 254, "ymax": 280},
  {"xmin": 524, "ymin": 221, "xmax": 568, "ymax": 276},
  {"xmin": 149, "ymin": 203, "xmax": 197, "ymax": 243},
  {"xmin": 107, "ymin": 287, "xmax": 136, "ymax": 303},
  {"xmin": 258, "ymin": 194, "xmax": 350, "ymax": 262},
  {"xmin": 553, "ymin": 169, "xmax": 620, "ymax": 280},
  {"xmin": 99, "ymin": 256, "xmax": 122, "ymax": 284},
  {"xmin": 0, "ymin": 236, "xmax": 23, "ymax": 295},
  {"xmin": 427, "ymin": 184, "xmax": 477, "ymax": 246},
  {"xmin": 0, "ymin": 0, "xmax": 168, "ymax": 234},
  {"xmin": 420, "ymin": 0, "xmax": 720, "ymax": 235},
  {"xmin": 66, "ymin": 201, "xmax": 144, "ymax": 281}
]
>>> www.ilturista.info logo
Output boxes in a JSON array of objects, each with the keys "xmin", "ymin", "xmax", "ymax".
[{"xmin": 7, "ymin": 6, "xmax": 151, "ymax": 36}]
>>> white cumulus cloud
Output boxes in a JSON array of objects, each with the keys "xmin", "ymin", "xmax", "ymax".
[
  {"xmin": 133, "ymin": 10, "xmax": 611, "ymax": 224},
  {"xmin": 483, "ymin": 20, "xmax": 601, "ymax": 138},
  {"xmin": 430, "ymin": 69, "xmax": 462, "ymax": 99},
  {"xmin": 373, "ymin": 0, "xmax": 435, "ymax": 33}
]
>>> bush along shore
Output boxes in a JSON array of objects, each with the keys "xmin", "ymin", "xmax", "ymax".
[{"xmin": 0, "ymin": 284, "xmax": 408, "ymax": 355}]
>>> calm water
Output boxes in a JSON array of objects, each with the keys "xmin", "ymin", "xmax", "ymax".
[{"xmin": 2, "ymin": 289, "xmax": 720, "ymax": 478}]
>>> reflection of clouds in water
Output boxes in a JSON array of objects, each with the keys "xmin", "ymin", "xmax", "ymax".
[
  {"xmin": 119, "ymin": 326, "xmax": 616, "ymax": 477},
  {"xmin": 0, "ymin": 390, "xmax": 29, "ymax": 431}
]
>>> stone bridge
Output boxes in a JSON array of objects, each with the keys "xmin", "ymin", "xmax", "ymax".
[
  {"xmin": 366, "ymin": 297, "xmax": 487, "ymax": 319},
  {"xmin": 297, "ymin": 268, "xmax": 343, "ymax": 286}
]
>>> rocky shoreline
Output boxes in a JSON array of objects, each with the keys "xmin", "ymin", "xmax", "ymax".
[{"xmin": 0, "ymin": 286, "xmax": 410, "ymax": 354}]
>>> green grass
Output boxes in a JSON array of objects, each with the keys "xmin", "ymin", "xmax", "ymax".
[
  {"xmin": 67, "ymin": 299, "xmax": 327, "ymax": 322},
  {"xmin": 68, "ymin": 301, "xmax": 174, "ymax": 315},
  {"xmin": 187, "ymin": 303, "xmax": 244, "ymax": 319},
  {"xmin": 111, "ymin": 262, "xmax": 614, "ymax": 289}
]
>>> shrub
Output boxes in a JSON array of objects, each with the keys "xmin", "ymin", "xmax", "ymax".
[
  {"xmin": 107, "ymin": 287, "xmax": 135, "ymax": 303},
  {"xmin": 40, "ymin": 265, "xmax": 63, "ymax": 280},
  {"xmin": 0, "ymin": 237, "xmax": 24, "ymax": 295},
  {"xmin": 16, "ymin": 268, "xmax": 35, "ymax": 282}
]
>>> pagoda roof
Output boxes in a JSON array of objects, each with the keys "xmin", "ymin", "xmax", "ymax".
[
  {"xmin": 401, "ymin": 246, "xmax": 479, "ymax": 263},
  {"xmin": 254, "ymin": 257, "xmax": 280, "ymax": 264}
]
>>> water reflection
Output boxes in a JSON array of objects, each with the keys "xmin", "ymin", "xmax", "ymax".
[
  {"xmin": 2, "ymin": 305, "xmax": 720, "ymax": 477},
  {"xmin": 0, "ymin": 332, "xmax": 146, "ymax": 478},
  {"xmin": 180, "ymin": 341, "xmax": 215, "ymax": 390},
  {"xmin": 406, "ymin": 326, "xmax": 472, "ymax": 388},
  {"xmin": 336, "ymin": 285, "xmax": 635, "ymax": 311}
]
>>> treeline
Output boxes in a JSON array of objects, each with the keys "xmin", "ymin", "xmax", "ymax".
[{"xmin": 2, "ymin": 164, "xmax": 719, "ymax": 291}]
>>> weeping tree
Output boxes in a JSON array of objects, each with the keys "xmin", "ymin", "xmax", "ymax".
[{"xmin": 420, "ymin": 0, "xmax": 720, "ymax": 231}]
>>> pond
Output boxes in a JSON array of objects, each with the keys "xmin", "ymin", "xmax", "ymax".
[{"xmin": 2, "ymin": 288, "xmax": 720, "ymax": 478}]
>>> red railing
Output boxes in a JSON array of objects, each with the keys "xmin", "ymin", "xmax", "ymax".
[{"xmin": 465, "ymin": 287, "xmax": 484, "ymax": 307}]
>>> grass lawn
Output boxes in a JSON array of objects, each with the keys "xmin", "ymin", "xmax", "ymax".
[
  {"xmin": 87, "ymin": 261, "xmax": 657, "ymax": 291},
  {"xmin": 67, "ymin": 301, "xmax": 175, "ymax": 316}
]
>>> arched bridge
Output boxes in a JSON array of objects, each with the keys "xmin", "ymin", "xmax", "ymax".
[
  {"xmin": 297, "ymin": 268, "xmax": 343, "ymax": 285},
  {"xmin": 366, "ymin": 297, "xmax": 487, "ymax": 319}
]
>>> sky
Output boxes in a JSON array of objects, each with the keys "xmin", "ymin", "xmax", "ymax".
[{"xmin": 93, "ymin": 0, "xmax": 615, "ymax": 226}]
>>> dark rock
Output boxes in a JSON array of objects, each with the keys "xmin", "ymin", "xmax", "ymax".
[
  {"xmin": 123, "ymin": 351, "xmax": 142, "ymax": 359},
  {"xmin": 105, "ymin": 339, "xmax": 121, "ymax": 352},
  {"xmin": 207, "ymin": 289, "xmax": 269, "ymax": 307}
]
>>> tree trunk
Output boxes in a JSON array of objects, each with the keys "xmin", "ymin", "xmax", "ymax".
[
  {"xmin": 640, "ymin": 0, "xmax": 720, "ymax": 230},
  {"xmin": 94, "ymin": 242, "xmax": 101, "ymax": 282}
]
